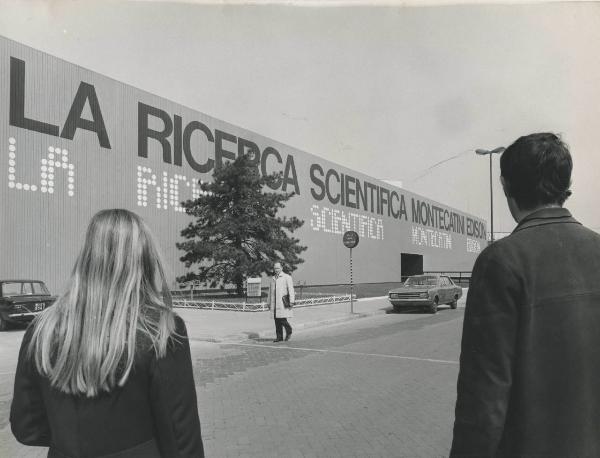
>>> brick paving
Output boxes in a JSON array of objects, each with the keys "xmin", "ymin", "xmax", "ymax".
[
  {"xmin": 193, "ymin": 311, "xmax": 462, "ymax": 457},
  {"xmin": 1, "ymin": 300, "xmax": 466, "ymax": 458},
  {"xmin": 197, "ymin": 349, "xmax": 458, "ymax": 457}
]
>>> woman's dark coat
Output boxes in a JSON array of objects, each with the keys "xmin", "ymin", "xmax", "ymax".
[
  {"xmin": 10, "ymin": 315, "xmax": 204, "ymax": 458},
  {"xmin": 451, "ymin": 208, "xmax": 600, "ymax": 457}
]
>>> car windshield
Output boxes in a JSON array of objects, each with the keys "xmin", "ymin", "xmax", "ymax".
[
  {"xmin": 1, "ymin": 282, "xmax": 49, "ymax": 297},
  {"xmin": 405, "ymin": 276, "xmax": 438, "ymax": 286}
]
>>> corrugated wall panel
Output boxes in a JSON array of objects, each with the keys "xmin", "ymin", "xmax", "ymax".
[{"xmin": 1, "ymin": 36, "xmax": 487, "ymax": 293}]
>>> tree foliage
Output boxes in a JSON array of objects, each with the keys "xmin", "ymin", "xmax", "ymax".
[{"xmin": 177, "ymin": 154, "xmax": 307, "ymax": 295}]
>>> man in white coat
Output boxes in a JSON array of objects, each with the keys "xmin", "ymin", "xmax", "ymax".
[{"xmin": 270, "ymin": 262, "xmax": 295, "ymax": 342}]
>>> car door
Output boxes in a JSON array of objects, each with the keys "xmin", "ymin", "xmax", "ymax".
[
  {"xmin": 447, "ymin": 277, "xmax": 459, "ymax": 301},
  {"xmin": 440, "ymin": 277, "xmax": 451, "ymax": 302},
  {"xmin": 436, "ymin": 277, "xmax": 446, "ymax": 302}
]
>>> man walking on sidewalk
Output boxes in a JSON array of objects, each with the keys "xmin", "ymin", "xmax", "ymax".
[
  {"xmin": 270, "ymin": 262, "xmax": 295, "ymax": 342},
  {"xmin": 451, "ymin": 133, "xmax": 600, "ymax": 457}
]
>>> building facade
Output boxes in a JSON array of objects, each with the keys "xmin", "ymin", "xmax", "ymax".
[{"xmin": 0, "ymin": 36, "xmax": 487, "ymax": 293}]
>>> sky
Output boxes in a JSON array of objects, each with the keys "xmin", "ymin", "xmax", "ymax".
[{"xmin": 1, "ymin": 0, "xmax": 599, "ymax": 236}]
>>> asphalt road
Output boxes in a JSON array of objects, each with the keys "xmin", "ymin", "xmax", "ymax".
[{"xmin": 1, "ymin": 306, "xmax": 465, "ymax": 458}]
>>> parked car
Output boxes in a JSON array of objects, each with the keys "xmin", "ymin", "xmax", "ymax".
[
  {"xmin": 0, "ymin": 280, "xmax": 56, "ymax": 331},
  {"xmin": 388, "ymin": 275, "xmax": 462, "ymax": 314}
]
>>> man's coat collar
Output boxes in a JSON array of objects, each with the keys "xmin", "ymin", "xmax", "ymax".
[{"xmin": 513, "ymin": 207, "xmax": 580, "ymax": 233}]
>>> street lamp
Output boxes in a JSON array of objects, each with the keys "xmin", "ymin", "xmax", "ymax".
[{"xmin": 475, "ymin": 147, "xmax": 505, "ymax": 243}]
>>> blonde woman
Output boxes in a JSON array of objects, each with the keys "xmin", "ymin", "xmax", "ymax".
[{"xmin": 10, "ymin": 209, "xmax": 204, "ymax": 458}]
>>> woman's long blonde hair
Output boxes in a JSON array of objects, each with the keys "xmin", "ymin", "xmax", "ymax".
[{"xmin": 28, "ymin": 209, "xmax": 176, "ymax": 397}]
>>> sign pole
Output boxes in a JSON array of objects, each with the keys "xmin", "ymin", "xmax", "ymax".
[
  {"xmin": 342, "ymin": 230, "xmax": 359, "ymax": 315},
  {"xmin": 350, "ymin": 247, "xmax": 354, "ymax": 314}
]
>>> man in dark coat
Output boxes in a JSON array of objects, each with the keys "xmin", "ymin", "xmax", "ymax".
[{"xmin": 451, "ymin": 133, "xmax": 600, "ymax": 457}]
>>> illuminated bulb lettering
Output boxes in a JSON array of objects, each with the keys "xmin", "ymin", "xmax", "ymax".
[
  {"xmin": 7, "ymin": 137, "xmax": 34, "ymax": 191},
  {"xmin": 310, "ymin": 204, "xmax": 384, "ymax": 240},
  {"xmin": 137, "ymin": 166, "xmax": 156, "ymax": 208},
  {"xmin": 44, "ymin": 146, "xmax": 74, "ymax": 196},
  {"xmin": 137, "ymin": 165, "xmax": 203, "ymax": 212},
  {"xmin": 6, "ymin": 139, "xmax": 74, "ymax": 196},
  {"xmin": 169, "ymin": 174, "xmax": 197, "ymax": 213}
]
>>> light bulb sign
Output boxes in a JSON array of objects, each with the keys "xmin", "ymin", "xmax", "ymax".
[{"xmin": 343, "ymin": 230, "xmax": 359, "ymax": 249}]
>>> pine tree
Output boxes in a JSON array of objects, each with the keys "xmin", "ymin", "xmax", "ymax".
[{"xmin": 177, "ymin": 154, "xmax": 307, "ymax": 296}]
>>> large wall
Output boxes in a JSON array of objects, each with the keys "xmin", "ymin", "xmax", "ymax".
[{"xmin": 0, "ymin": 36, "xmax": 487, "ymax": 293}]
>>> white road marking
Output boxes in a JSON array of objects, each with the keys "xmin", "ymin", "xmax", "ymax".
[{"xmin": 223, "ymin": 342, "xmax": 458, "ymax": 365}]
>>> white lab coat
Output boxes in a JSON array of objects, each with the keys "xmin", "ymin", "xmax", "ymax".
[{"xmin": 269, "ymin": 273, "xmax": 295, "ymax": 319}]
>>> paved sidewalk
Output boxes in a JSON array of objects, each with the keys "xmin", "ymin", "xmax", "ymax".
[
  {"xmin": 177, "ymin": 289, "xmax": 467, "ymax": 343},
  {"xmin": 177, "ymin": 296, "xmax": 388, "ymax": 342}
]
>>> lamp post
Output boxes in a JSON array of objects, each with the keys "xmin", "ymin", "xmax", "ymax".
[{"xmin": 475, "ymin": 147, "xmax": 505, "ymax": 243}]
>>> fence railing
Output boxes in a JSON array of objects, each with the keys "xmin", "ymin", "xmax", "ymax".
[
  {"xmin": 172, "ymin": 299, "xmax": 268, "ymax": 312},
  {"xmin": 172, "ymin": 294, "xmax": 352, "ymax": 312},
  {"xmin": 295, "ymin": 294, "xmax": 352, "ymax": 307},
  {"xmin": 171, "ymin": 276, "xmax": 472, "ymax": 305}
]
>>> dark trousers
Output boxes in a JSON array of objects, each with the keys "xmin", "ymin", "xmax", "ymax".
[{"xmin": 274, "ymin": 318, "xmax": 292, "ymax": 340}]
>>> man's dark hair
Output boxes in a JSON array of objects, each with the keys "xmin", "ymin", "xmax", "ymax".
[{"xmin": 500, "ymin": 132, "xmax": 572, "ymax": 210}]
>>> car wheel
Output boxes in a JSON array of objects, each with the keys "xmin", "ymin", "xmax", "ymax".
[
  {"xmin": 0, "ymin": 316, "xmax": 8, "ymax": 332},
  {"xmin": 393, "ymin": 304, "xmax": 401, "ymax": 313},
  {"xmin": 429, "ymin": 297, "xmax": 439, "ymax": 314},
  {"xmin": 450, "ymin": 295, "xmax": 458, "ymax": 309}
]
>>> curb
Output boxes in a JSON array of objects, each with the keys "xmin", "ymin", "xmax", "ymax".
[
  {"xmin": 185, "ymin": 296, "xmax": 398, "ymax": 344},
  {"xmin": 258, "ymin": 305, "xmax": 390, "ymax": 339},
  {"xmin": 209, "ymin": 307, "xmax": 387, "ymax": 343},
  {"xmin": 254, "ymin": 314, "xmax": 363, "ymax": 340}
]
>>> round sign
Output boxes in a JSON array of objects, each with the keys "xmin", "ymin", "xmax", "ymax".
[{"xmin": 343, "ymin": 230, "xmax": 359, "ymax": 249}]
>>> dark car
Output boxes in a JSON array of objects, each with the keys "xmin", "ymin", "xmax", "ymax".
[
  {"xmin": 388, "ymin": 275, "xmax": 462, "ymax": 314},
  {"xmin": 0, "ymin": 280, "xmax": 56, "ymax": 330}
]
